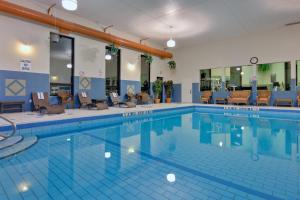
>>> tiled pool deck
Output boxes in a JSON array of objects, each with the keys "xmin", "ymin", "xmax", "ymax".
[
  {"xmin": 0, "ymin": 103, "xmax": 300, "ymax": 200},
  {"xmin": 1, "ymin": 103, "xmax": 300, "ymax": 127},
  {"xmin": 0, "ymin": 103, "xmax": 193, "ymax": 127}
]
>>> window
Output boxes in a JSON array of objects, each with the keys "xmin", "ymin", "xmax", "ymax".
[
  {"xmin": 225, "ymin": 65, "xmax": 252, "ymax": 91},
  {"xmin": 256, "ymin": 62, "xmax": 291, "ymax": 91},
  {"xmin": 141, "ymin": 55, "xmax": 150, "ymax": 94},
  {"xmin": 50, "ymin": 33, "xmax": 74, "ymax": 96},
  {"xmin": 200, "ymin": 68, "xmax": 223, "ymax": 91},
  {"xmin": 200, "ymin": 69, "xmax": 211, "ymax": 91},
  {"xmin": 105, "ymin": 46, "xmax": 121, "ymax": 96}
]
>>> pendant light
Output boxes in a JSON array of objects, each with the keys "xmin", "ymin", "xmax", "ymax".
[
  {"xmin": 62, "ymin": 0, "xmax": 78, "ymax": 11},
  {"xmin": 167, "ymin": 26, "xmax": 176, "ymax": 48}
]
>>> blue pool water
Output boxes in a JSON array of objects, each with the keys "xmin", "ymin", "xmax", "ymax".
[{"xmin": 0, "ymin": 107, "xmax": 299, "ymax": 200}]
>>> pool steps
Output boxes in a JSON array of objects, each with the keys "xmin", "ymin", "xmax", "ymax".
[{"xmin": 0, "ymin": 115, "xmax": 37, "ymax": 159}]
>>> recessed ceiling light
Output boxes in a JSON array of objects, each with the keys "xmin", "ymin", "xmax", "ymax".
[{"xmin": 62, "ymin": 0, "xmax": 78, "ymax": 11}]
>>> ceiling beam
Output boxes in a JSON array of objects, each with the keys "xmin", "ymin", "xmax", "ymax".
[{"xmin": 0, "ymin": 1, "xmax": 173, "ymax": 59}]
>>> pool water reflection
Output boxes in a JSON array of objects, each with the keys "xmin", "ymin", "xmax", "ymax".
[{"xmin": 0, "ymin": 110, "xmax": 299, "ymax": 200}]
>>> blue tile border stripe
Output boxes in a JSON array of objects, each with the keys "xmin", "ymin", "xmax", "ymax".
[{"xmin": 88, "ymin": 134, "xmax": 283, "ymax": 200}]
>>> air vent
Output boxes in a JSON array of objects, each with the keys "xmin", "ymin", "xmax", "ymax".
[{"xmin": 285, "ymin": 21, "xmax": 300, "ymax": 26}]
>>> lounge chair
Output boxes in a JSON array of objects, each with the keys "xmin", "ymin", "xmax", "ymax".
[
  {"xmin": 227, "ymin": 90, "xmax": 250, "ymax": 105},
  {"xmin": 57, "ymin": 91, "xmax": 73, "ymax": 108},
  {"xmin": 256, "ymin": 90, "xmax": 271, "ymax": 106},
  {"xmin": 78, "ymin": 92, "xmax": 108, "ymax": 110},
  {"xmin": 126, "ymin": 92, "xmax": 138, "ymax": 104},
  {"xmin": 137, "ymin": 92, "xmax": 154, "ymax": 105},
  {"xmin": 200, "ymin": 91, "xmax": 212, "ymax": 104},
  {"xmin": 110, "ymin": 92, "xmax": 136, "ymax": 108},
  {"xmin": 32, "ymin": 92, "xmax": 65, "ymax": 114},
  {"xmin": 297, "ymin": 91, "xmax": 300, "ymax": 107}
]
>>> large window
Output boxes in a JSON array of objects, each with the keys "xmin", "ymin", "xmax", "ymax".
[
  {"xmin": 256, "ymin": 62, "xmax": 291, "ymax": 91},
  {"xmin": 200, "ymin": 68, "xmax": 222, "ymax": 91},
  {"xmin": 225, "ymin": 65, "xmax": 252, "ymax": 91},
  {"xmin": 50, "ymin": 33, "xmax": 74, "ymax": 96},
  {"xmin": 141, "ymin": 55, "xmax": 150, "ymax": 94},
  {"xmin": 105, "ymin": 46, "xmax": 120, "ymax": 96}
]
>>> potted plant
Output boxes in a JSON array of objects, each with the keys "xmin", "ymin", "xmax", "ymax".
[
  {"xmin": 164, "ymin": 80, "xmax": 173, "ymax": 103},
  {"xmin": 152, "ymin": 79, "xmax": 163, "ymax": 104},
  {"xmin": 109, "ymin": 44, "xmax": 119, "ymax": 56},
  {"xmin": 143, "ymin": 54, "xmax": 153, "ymax": 64},
  {"xmin": 257, "ymin": 64, "xmax": 270, "ymax": 72},
  {"xmin": 168, "ymin": 60, "xmax": 176, "ymax": 70}
]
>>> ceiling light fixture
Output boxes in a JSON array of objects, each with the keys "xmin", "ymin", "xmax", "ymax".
[
  {"xmin": 62, "ymin": 0, "xmax": 78, "ymax": 11},
  {"xmin": 167, "ymin": 26, "xmax": 176, "ymax": 48}
]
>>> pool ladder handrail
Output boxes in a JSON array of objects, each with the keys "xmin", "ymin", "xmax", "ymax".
[{"xmin": 0, "ymin": 115, "xmax": 17, "ymax": 141}]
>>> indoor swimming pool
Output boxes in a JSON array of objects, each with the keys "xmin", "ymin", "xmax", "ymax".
[{"xmin": 0, "ymin": 107, "xmax": 299, "ymax": 200}]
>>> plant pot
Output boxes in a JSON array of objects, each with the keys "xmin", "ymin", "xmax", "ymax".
[
  {"xmin": 155, "ymin": 99, "xmax": 161, "ymax": 104},
  {"xmin": 166, "ymin": 98, "xmax": 172, "ymax": 103}
]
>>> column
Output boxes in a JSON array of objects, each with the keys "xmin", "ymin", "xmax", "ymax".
[
  {"xmin": 290, "ymin": 60, "xmax": 296, "ymax": 91},
  {"xmin": 252, "ymin": 65, "xmax": 257, "ymax": 105}
]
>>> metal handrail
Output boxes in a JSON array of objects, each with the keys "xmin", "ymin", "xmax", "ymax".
[{"xmin": 0, "ymin": 116, "xmax": 17, "ymax": 141}]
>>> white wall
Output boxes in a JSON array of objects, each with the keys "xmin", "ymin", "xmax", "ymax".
[
  {"xmin": 0, "ymin": 0, "xmax": 175, "ymax": 84},
  {"xmin": 174, "ymin": 26, "xmax": 300, "ymax": 102}
]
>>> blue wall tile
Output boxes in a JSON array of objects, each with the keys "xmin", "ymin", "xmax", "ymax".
[
  {"xmin": 192, "ymin": 83, "xmax": 200, "ymax": 103},
  {"xmin": 172, "ymin": 84, "xmax": 182, "ymax": 103},
  {"xmin": 251, "ymin": 80, "xmax": 257, "ymax": 105},
  {"xmin": 73, "ymin": 76, "xmax": 106, "ymax": 107},
  {"xmin": 120, "ymin": 80, "xmax": 141, "ymax": 101},
  {"xmin": 270, "ymin": 91, "xmax": 297, "ymax": 106},
  {"xmin": 0, "ymin": 70, "xmax": 49, "ymax": 111},
  {"xmin": 291, "ymin": 79, "xmax": 296, "ymax": 91}
]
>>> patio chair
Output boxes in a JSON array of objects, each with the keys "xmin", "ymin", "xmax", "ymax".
[
  {"xmin": 78, "ymin": 92, "xmax": 108, "ymax": 110},
  {"xmin": 57, "ymin": 91, "xmax": 73, "ymax": 108},
  {"xmin": 297, "ymin": 91, "xmax": 300, "ymax": 107},
  {"xmin": 126, "ymin": 92, "xmax": 138, "ymax": 104},
  {"xmin": 110, "ymin": 92, "xmax": 136, "ymax": 108},
  {"xmin": 200, "ymin": 91, "xmax": 212, "ymax": 104},
  {"xmin": 138, "ymin": 92, "xmax": 154, "ymax": 105},
  {"xmin": 256, "ymin": 90, "xmax": 271, "ymax": 106},
  {"xmin": 227, "ymin": 90, "xmax": 251, "ymax": 105},
  {"xmin": 32, "ymin": 92, "xmax": 65, "ymax": 114}
]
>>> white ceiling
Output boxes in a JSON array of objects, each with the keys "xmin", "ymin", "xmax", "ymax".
[{"xmin": 33, "ymin": 0, "xmax": 300, "ymax": 48}]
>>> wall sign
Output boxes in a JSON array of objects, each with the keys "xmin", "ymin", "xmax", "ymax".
[{"xmin": 20, "ymin": 60, "xmax": 31, "ymax": 72}]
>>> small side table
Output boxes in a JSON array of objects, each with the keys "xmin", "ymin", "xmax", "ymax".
[
  {"xmin": 215, "ymin": 98, "xmax": 227, "ymax": 105},
  {"xmin": 0, "ymin": 101, "xmax": 25, "ymax": 113}
]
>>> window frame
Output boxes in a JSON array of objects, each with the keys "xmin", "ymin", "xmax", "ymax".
[
  {"xmin": 141, "ymin": 55, "xmax": 151, "ymax": 94},
  {"xmin": 105, "ymin": 46, "xmax": 121, "ymax": 96},
  {"xmin": 49, "ymin": 33, "xmax": 75, "ymax": 96}
]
